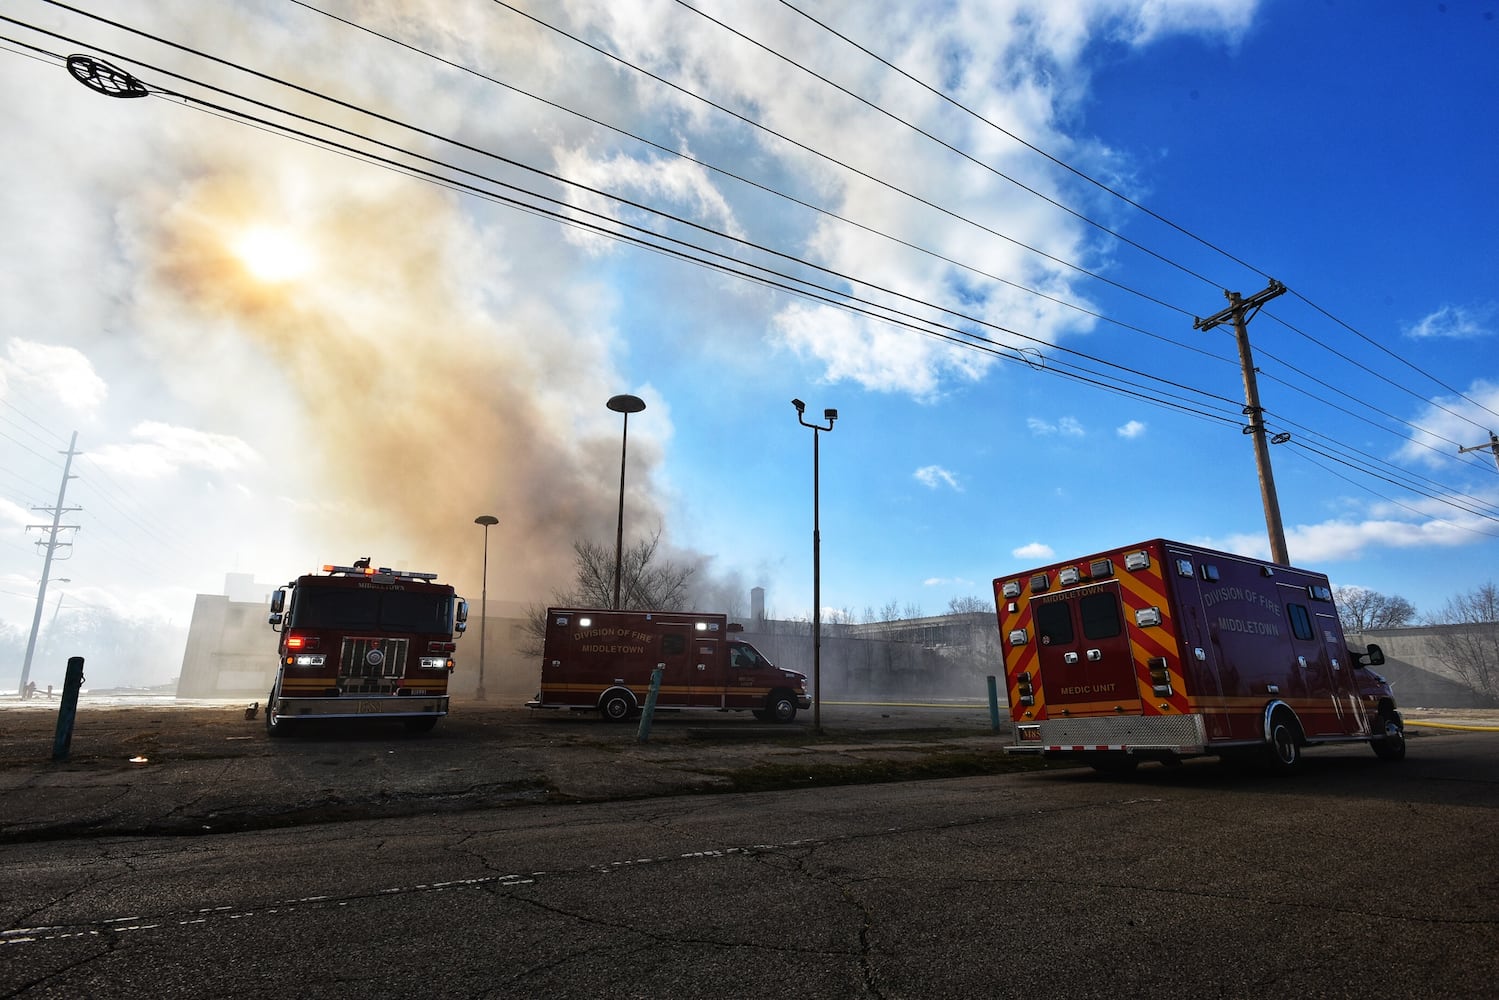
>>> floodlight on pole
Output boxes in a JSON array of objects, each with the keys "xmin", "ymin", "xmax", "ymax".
[
  {"xmin": 792, "ymin": 399, "xmax": 836, "ymax": 732},
  {"xmin": 473, "ymin": 515, "xmax": 499, "ymax": 701},
  {"xmin": 606, "ymin": 394, "xmax": 646, "ymax": 610}
]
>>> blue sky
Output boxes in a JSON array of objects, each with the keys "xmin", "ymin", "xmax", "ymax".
[{"xmin": 2, "ymin": 0, "xmax": 1496, "ymax": 688}]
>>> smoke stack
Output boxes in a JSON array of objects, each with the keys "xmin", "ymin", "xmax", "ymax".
[{"xmin": 751, "ymin": 586, "xmax": 765, "ymax": 623}]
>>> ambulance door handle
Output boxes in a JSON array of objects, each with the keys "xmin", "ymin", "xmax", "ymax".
[
  {"xmin": 697, "ymin": 663, "xmax": 707, "ymax": 671},
  {"xmin": 1063, "ymin": 652, "xmax": 1079, "ymax": 664},
  {"xmin": 1298, "ymin": 656, "xmax": 1308, "ymax": 669},
  {"xmin": 1086, "ymin": 649, "xmax": 1101, "ymax": 661}
]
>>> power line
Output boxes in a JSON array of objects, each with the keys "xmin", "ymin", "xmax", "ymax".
[{"xmin": 3, "ymin": 6, "xmax": 1494, "ymax": 542}]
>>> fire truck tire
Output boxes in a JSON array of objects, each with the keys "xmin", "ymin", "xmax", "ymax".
[
  {"xmin": 766, "ymin": 691, "xmax": 798, "ymax": 724},
  {"xmin": 1266, "ymin": 713, "xmax": 1302, "ymax": 772},
  {"xmin": 265, "ymin": 688, "xmax": 295, "ymax": 738},
  {"xmin": 599, "ymin": 689, "xmax": 636, "ymax": 723},
  {"xmin": 1371, "ymin": 713, "xmax": 1407, "ymax": 761}
]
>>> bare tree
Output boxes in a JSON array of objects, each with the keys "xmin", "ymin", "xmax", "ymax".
[
  {"xmin": 1334, "ymin": 586, "xmax": 1416, "ymax": 633},
  {"xmin": 1427, "ymin": 583, "xmax": 1499, "ymax": 704},
  {"xmin": 948, "ymin": 596, "xmax": 992, "ymax": 615},
  {"xmin": 515, "ymin": 529, "xmax": 698, "ymax": 656}
]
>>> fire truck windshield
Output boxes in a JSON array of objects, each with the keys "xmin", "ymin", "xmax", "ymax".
[{"xmin": 291, "ymin": 587, "xmax": 453, "ymax": 633}]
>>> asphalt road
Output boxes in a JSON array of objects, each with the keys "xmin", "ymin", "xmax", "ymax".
[{"xmin": 2, "ymin": 729, "xmax": 1495, "ymax": 999}]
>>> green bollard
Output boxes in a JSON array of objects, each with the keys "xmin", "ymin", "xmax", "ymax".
[
  {"xmin": 987, "ymin": 675, "xmax": 1001, "ymax": 732},
  {"xmin": 636, "ymin": 666, "xmax": 664, "ymax": 743},
  {"xmin": 52, "ymin": 656, "xmax": 86, "ymax": 762}
]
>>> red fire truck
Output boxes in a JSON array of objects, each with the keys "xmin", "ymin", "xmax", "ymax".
[
  {"xmin": 265, "ymin": 560, "xmax": 468, "ymax": 736},
  {"xmin": 528, "ymin": 607, "xmax": 811, "ymax": 722},
  {"xmin": 995, "ymin": 539, "xmax": 1405, "ymax": 772}
]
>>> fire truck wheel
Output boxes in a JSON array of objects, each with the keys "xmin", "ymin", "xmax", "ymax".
[
  {"xmin": 599, "ymin": 689, "xmax": 636, "ymax": 723},
  {"xmin": 1266, "ymin": 714, "xmax": 1302, "ymax": 772},
  {"xmin": 265, "ymin": 688, "xmax": 295, "ymax": 738},
  {"xmin": 766, "ymin": 691, "xmax": 798, "ymax": 724},
  {"xmin": 1371, "ymin": 714, "xmax": 1407, "ymax": 761}
]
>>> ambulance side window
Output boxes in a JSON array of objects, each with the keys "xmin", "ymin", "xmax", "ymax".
[
  {"xmin": 1286, "ymin": 604, "xmax": 1315, "ymax": 641},
  {"xmin": 1035, "ymin": 602, "xmax": 1075, "ymax": 645},
  {"xmin": 662, "ymin": 634, "xmax": 686, "ymax": 655},
  {"xmin": 1079, "ymin": 593, "xmax": 1123, "ymax": 640}
]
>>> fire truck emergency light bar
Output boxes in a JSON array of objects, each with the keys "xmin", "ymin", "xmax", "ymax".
[{"xmin": 321, "ymin": 564, "xmax": 439, "ymax": 581}]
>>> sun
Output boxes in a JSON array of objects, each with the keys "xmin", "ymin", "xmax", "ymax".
[{"xmin": 231, "ymin": 225, "xmax": 314, "ymax": 283}]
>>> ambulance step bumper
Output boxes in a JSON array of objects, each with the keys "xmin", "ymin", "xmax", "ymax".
[{"xmin": 1010, "ymin": 714, "xmax": 1208, "ymax": 754}]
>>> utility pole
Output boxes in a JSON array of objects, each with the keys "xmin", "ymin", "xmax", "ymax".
[
  {"xmin": 1195, "ymin": 281, "xmax": 1290, "ymax": 565},
  {"xmin": 1457, "ymin": 432, "xmax": 1499, "ymax": 471},
  {"xmin": 19, "ymin": 432, "xmax": 81, "ymax": 697}
]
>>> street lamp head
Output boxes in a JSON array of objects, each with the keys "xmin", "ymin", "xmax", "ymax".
[
  {"xmin": 791, "ymin": 398, "xmax": 806, "ymax": 415},
  {"xmin": 824, "ymin": 408, "xmax": 838, "ymax": 423},
  {"xmin": 474, "ymin": 515, "xmax": 499, "ymax": 527},
  {"xmin": 606, "ymin": 394, "xmax": 646, "ymax": 415}
]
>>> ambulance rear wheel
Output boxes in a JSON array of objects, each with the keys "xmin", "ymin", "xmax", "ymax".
[
  {"xmin": 766, "ymin": 691, "xmax": 798, "ymax": 724},
  {"xmin": 1089, "ymin": 754, "xmax": 1138, "ymax": 776},
  {"xmin": 599, "ymin": 689, "xmax": 635, "ymax": 723},
  {"xmin": 1266, "ymin": 714, "xmax": 1302, "ymax": 772}
]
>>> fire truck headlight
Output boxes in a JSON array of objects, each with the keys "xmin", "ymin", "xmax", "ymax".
[{"xmin": 292, "ymin": 654, "xmax": 326, "ymax": 667}]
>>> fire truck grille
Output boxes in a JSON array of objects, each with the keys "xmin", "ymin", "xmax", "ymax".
[{"xmin": 338, "ymin": 637, "xmax": 408, "ymax": 694}]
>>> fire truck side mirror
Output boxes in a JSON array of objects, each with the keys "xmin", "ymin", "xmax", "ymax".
[
  {"xmin": 268, "ymin": 612, "xmax": 283, "ymax": 628},
  {"xmin": 456, "ymin": 599, "xmax": 469, "ymax": 624},
  {"xmin": 270, "ymin": 589, "xmax": 286, "ymax": 614}
]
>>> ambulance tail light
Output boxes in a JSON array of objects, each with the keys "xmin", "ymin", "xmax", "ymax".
[
  {"xmin": 1016, "ymin": 671, "xmax": 1035, "ymax": 706},
  {"xmin": 285, "ymin": 634, "xmax": 320, "ymax": 651},
  {"xmin": 1058, "ymin": 566, "xmax": 1080, "ymax": 586},
  {"xmin": 427, "ymin": 641, "xmax": 457, "ymax": 653},
  {"xmin": 1148, "ymin": 657, "xmax": 1173, "ymax": 696}
]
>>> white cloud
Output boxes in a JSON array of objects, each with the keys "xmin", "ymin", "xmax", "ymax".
[
  {"xmin": 1117, "ymin": 419, "xmax": 1147, "ymax": 438},
  {"xmin": 1027, "ymin": 416, "xmax": 1085, "ymax": 436},
  {"xmin": 1393, "ymin": 380, "xmax": 1499, "ymax": 467},
  {"xmin": 1203, "ymin": 510, "xmax": 1485, "ymax": 565},
  {"xmin": 1013, "ymin": 542, "xmax": 1054, "ymax": 561},
  {"xmin": 88, "ymin": 422, "xmax": 260, "ymax": 480},
  {"xmin": 923, "ymin": 576, "xmax": 976, "ymax": 588},
  {"xmin": 1405, "ymin": 304, "xmax": 1494, "ymax": 340},
  {"xmin": 0, "ymin": 498, "xmax": 30, "ymax": 530},
  {"xmin": 914, "ymin": 464, "xmax": 962, "ymax": 491},
  {"xmin": 0, "ymin": 339, "xmax": 107, "ymax": 414}
]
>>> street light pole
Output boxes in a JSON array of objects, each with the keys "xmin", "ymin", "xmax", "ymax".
[
  {"xmin": 606, "ymin": 394, "xmax": 646, "ymax": 610},
  {"xmin": 473, "ymin": 515, "xmax": 498, "ymax": 701},
  {"xmin": 793, "ymin": 399, "xmax": 836, "ymax": 732}
]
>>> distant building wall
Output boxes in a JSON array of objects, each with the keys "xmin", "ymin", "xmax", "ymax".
[{"xmin": 1349, "ymin": 626, "xmax": 1496, "ymax": 708}]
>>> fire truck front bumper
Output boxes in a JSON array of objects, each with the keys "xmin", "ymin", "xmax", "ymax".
[{"xmin": 271, "ymin": 694, "xmax": 449, "ymax": 721}]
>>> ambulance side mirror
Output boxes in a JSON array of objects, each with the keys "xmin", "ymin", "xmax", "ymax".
[
  {"xmin": 270, "ymin": 589, "xmax": 285, "ymax": 614},
  {"xmin": 1357, "ymin": 643, "xmax": 1385, "ymax": 667}
]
